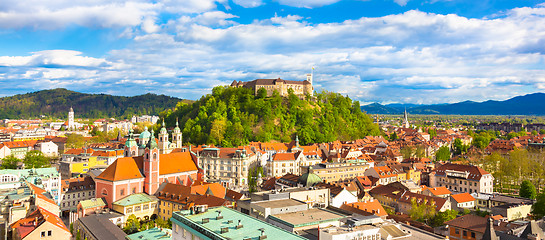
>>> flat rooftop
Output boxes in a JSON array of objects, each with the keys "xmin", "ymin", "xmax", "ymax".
[
  {"xmin": 253, "ymin": 198, "xmax": 306, "ymax": 209},
  {"xmin": 269, "ymin": 208, "xmax": 345, "ymax": 227},
  {"xmin": 173, "ymin": 206, "xmax": 307, "ymax": 240}
]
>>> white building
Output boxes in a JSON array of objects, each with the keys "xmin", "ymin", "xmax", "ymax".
[
  {"xmin": 330, "ymin": 188, "xmax": 358, "ymax": 208},
  {"xmin": 431, "ymin": 163, "xmax": 494, "ymax": 194},
  {"xmin": 35, "ymin": 141, "xmax": 59, "ymax": 157},
  {"xmin": 0, "ymin": 167, "xmax": 62, "ymax": 203}
]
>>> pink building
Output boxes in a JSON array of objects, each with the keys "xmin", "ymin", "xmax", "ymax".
[{"xmin": 95, "ymin": 130, "xmax": 199, "ymax": 207}]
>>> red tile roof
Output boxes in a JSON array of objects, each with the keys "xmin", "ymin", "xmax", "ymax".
[
  {"xmin": 96, "ymin": 157, "xmax": 144, "ymax": 182},
  {"xmin": 451, "ymin": 192, "xmax": 476, "ymax": 203},
  {"xmin": 273, "ymin": 152, "xmax": 296, "ymax": 161},
  {"xmin": 11, "ymin": 207, "xmax": 69, "ymax": 239},
  {"xmin": 435, "ymin": 163, "xmax": 490, "ymax": 180},
  {"xmin": 423, "ymin": 186, "xmax": 451, "ymax": 196},
  {"xmin": 340, "ymin": 199, "xmax": 388, "ymax": 217}
]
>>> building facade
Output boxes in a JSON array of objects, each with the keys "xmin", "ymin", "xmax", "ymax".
[{"xmin": 230, "ymin": 74, "xmax": 314, "ymax": 97}]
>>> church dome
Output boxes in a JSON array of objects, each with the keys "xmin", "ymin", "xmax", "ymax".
[
  {"xmin": 298, "ymin": 167, "xmax": 322, "ymax": 187},
  {"xmin": 139, "ymin": 126, "xmax": 151, "ymax": 139},
  {"xmin": 146, "ymin": 129, "xmax": 158, "ymax": 149}
]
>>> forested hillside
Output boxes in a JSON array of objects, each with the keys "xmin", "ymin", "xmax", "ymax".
[
  {"xmin": 0, "ymin": 88, "xmax": 186, "ymax": 119},
  {"xmin": 160, "ymin": 86, "xmax": 381, "ymax": 147}
]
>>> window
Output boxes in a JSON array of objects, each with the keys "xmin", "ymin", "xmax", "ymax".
[
  {"xmin": 463, "ymin": 230, "xmax": 467, "ymax": 237},
  {"xmin": 455, "ymin": 228, "xmax": 460, "ymax": 235},
  {"xmin": 143, "ymin": 204, "xmax": 149, "ymax": 210},
  {"xmin": 126, "ymin": 207, "xmax": 133, "ymax": 214},
  {"xmin": 41, "ymin": 231, "xmax": 46, "ymax": 237},
  {"xmin": 48, "ymin": 230, "xmax": 52, "ymax": 236},
  {"xmin": 133, "ymin": 187, "xmax": 136, "ymax": 193},
  {"xmin": 135, "ymin": 206, "xmax": 141, "ymax": 212},
  {"xmin": 471, "ymin": 232, "xmax": 475, "ymax": 238}
]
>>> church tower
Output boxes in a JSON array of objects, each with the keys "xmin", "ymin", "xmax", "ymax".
[
  {"xmin": 124, "ymin": 129, "xmax": 138, "ymax": 157},
  {"xmin": 143, "ymin": 129, "xmax": 160, "ymax": 195},
  {"xmin": 173, "ymin": 118, "xmax": 182, "ymax": 149},
  {"xmin": 158, "ymin": 120, "xmax": 169, "ymax": 154},
  {"xmin": 403, "ymin": 108, "xmax": 410, "ymax": 128},
  {"xmin": 68, "ymin": 107, "xmax": 75, "ymax": 130}
]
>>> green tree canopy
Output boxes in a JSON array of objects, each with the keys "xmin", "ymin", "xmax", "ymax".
[
  {"xmin": 435, "ymin": 146, "xmax": 451, "ymax": 161},
  {"xmin": 23, "ymin": 151, "xmax": 51, "ymax": 168},
  {"xmin": 162, "ymin": 87, "xmax": 381, "ymax": 146},
  {"xmin": 0, "ymin": 155, "xmax": 20, "ymax": 169},
  {"xmin": 532, "ymin": 193, "xmax": 545, "ymax": 219},
  {"xmin": 520, "ymin": 180, "xmax": 537, "ymax": 199}
]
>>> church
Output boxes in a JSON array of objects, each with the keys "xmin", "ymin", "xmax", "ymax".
[{"xmin": 95, "ymin": 123, "xmax": 200, "ymax": 207}]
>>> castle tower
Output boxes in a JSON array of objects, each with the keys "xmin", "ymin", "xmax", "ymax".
[
  {"xmin": 173, "ymin": 118, "xmax": 182, "ymax": 149},
  {"xmin": 306, "ymin": 73, "xmax": 313, "ymax": 85},
  {"xmin": 124, "ymin": 129, "xmax": 138, "ymax": 157},
  {"xmin": 143, "ymin": 129, "xmax": 160, "ymax": 195},
  {"xmin": 68, "ymin": 107, "xmax": 75, "ymax": 130},
  {"xmin": 158, "ymin": 120, "xmax": 169, "ymax": 153}
]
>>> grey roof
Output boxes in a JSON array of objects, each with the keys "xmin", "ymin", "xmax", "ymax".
[
  {"xmin": 77, "ymin": 214, "xmax": 127, "ymax": 240},
  {"xmin": 520, "ymin": 220, "xmax": 545, "ymax": 239}
]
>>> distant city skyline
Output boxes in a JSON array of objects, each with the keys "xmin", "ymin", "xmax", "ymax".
[{"xmin": 0, "ymin": 0, "xmax": 544, "ymax": 104}]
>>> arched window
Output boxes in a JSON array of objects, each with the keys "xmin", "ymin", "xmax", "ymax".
[
  {"xmin": 153, "ymin": 153, "xmax": 157, "ymax": 160},
  {"xmin": 102, "ymin": 189, "xmax": 108, "ymax": 196}
]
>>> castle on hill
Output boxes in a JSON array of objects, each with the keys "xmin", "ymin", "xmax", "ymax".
[{"xmin": 230, "ymin": 73, "xmax": 314, "ymax": 97}]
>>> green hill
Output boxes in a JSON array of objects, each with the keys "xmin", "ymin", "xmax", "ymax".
[
  {"xmin": 160, "ymin": 86, "xmax": 381, "ymax": 147},
  {"xmin": 0, "ymin": 88, "xmax": 186, "ymax": 119}
]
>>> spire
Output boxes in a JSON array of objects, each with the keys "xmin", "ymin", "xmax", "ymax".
[
  {"xmin": 295, "ymin": 134, "xmax": 300, "ymax": 147},
  {"xmin": 147, "ymin": 129, "xmax": 158, "ymax": 149},
  {"xmin": 160, "ymin": 119, "xmax": 167, "ymax": 134}
]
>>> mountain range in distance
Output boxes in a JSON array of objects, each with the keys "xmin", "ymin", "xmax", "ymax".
[
  {"xmin": 361, "ymin": 92, "xmax": 545, "ymax": 115},
  {"xmin": 0, "ymin": 88, "xmax": 189, "ymax": 119}
]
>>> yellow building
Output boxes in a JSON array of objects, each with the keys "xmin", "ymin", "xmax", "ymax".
[
  {"xmin": 112, "ymin": 193, "xmax": 158, "ymax": 222},
  {"xmin": 302, "ymin": 162, "xmax": 371, "ymax": 183}
]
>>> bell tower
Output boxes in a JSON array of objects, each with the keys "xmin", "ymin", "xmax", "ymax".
[
  {"xmin": 144, "ymin": 129, "xmax": 160, "ymax": 195},
  {"xmin": 172, "ymin": 118, "xmax": 182, "ymax": 149},
  {"xmin": 158, "ymin": 120, "xmax": 169, "ymax": 153}
]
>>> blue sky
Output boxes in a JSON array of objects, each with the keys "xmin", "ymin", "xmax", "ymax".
[{"xmin": 1, "ymin": 0, "xmax": 545, "ymax": 104}]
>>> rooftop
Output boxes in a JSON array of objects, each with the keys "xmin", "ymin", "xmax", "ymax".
[
  {"xmin": 172, "ymin": 206, "xmax": 307, "ymax": 240},
  {"xmin": 113, "ymin": 193, "xmax": 158, "ymax": 207},
  {"xmin": 253, "ymin": 198, "xmax": 306, "ymax": 209},
  {"xmin": 126, "ymin": 227, "xmax": 172, "ymax": 240},
  {"xmin": 268, "ymin": 208, "xmax": 345, "ymax": 227}
]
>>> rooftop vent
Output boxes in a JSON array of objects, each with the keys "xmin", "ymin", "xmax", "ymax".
[
  {"xmin": 202, "ymin": 218, "xmax": 209, "ymax": 224},
  {"xmin": 221, "ymin": 227, "xmax": 229, "ymax": 233}
]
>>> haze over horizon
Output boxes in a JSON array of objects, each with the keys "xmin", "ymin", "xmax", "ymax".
[{"xmin": 1, "ymin": 0, "xmax": 545, "ymax": 104}]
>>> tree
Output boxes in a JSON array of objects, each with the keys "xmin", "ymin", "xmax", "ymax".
[
  {"xmin": 390, "ymin": 132, "xmax": 399, "ymax": 140},
  {"xmin": 430, "ymin": 209, "xmax": 458, "ymax": 227},
  {"xmin": 66, "ymin": 133, "xmax": 86, "ymax": 149},
  {"xmin": 401, "ymin": 146, "xmax": 415, "ymax": 159},
  {"xmin": 540, "ymin": 129, "xmax": 545, "ymax": 134},
  {"xmin": 532, "ymin": 130, "xmax": 538, "ymax": 135},
  {"xmin": 532, "ymin": 193, "xmax": 545, "ymax": 219},
  {"xmin": 123, "ymin": 214, "xmax": 140, "ymax": 234},
  {"xmin": 23, "ymin": 151, "xmax": 50, "ymax": 168},
  {"xmin": 256, "ymin": 87, "xmax": 267, "ymax": 99},
  {"xmin": 452, "ymin": 138, "xmax": 469, "ymax": 155},
  {"xmin": 408, "ymin": 198, "xmax": 436, "ymax": 225},
  {"xmin": 435, "ymin": 146, "xmax": 450, "ymax": 161},
  {"xmin": 76, "ymin": 230, "xmax": 81, "ymax": 240},
  {"xmin": 0, "ymin": 155, "xmax": 20, "ymax": 169},
  {"xmin": 415, "ymin": 145, "xmax": 426, "ymax": 158},
  {"xmin": 520, "ymin": 180, "xmax": 537, "ymax": 199}
]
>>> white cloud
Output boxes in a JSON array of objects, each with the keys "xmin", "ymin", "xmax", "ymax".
[
  {"xmin": 2, "ymin": 6, "xmax": 545, "ymax": 103},
  {"xmin": 0, "ymin": 50, "xmax": 108, "ymax": 67},
  {"xmin": 232, "ymin": 0, "xmax": 263, "ymax": 8},
  {"xmin": 393, "ymin": 0, "xmax": 409, "ymax": 6},
  {"xmin": 275, "ymin": 0, "xmax": 341, "ymax": 8}
]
